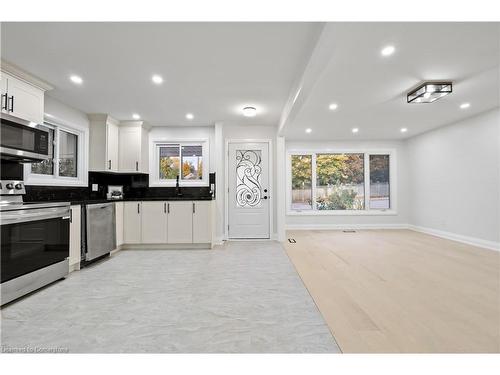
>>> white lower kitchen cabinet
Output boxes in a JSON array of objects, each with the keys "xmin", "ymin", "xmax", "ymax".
[
  {"xmin": 69, "ymin": 205, "xmax": 81, "ymax": 272},
  {"xmin": 167, "ymin": 201, "xmax": 193, "ymax": 243},
  {"xmin": 193, "ymin": 201, "xmax": 212, "ymax": 243},
  {"xmin": 115, "ymin": 201, "xmax": 124, "ymax": 248},
  {"xmin": 123, "ymin": 201, "xmax": 142, "ymax": 243},
  {"xmin": 141, "ymin": 201, "xmax": 168, "ymax": 243}
]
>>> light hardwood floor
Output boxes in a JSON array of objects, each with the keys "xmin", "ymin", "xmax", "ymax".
[{"xmin": 284, "ymin": 229, "xmax": 500, "ymax": 353}]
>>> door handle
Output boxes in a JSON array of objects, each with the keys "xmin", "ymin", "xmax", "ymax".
[
  {"xmin": 1, "ymin": 93, "xmax": 7, "ymax": 111},
  {"xmin": 263, "ymin": 196, "xmax": 268, "ymax": 199},
  {"xmin": 8, "ymin": 95, "xmax": 14, "ymax": 112}
]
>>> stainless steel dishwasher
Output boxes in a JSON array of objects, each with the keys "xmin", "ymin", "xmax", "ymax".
[{"xmin": 83, "ymin": 202, "xmax": 116, "ymax": 263}]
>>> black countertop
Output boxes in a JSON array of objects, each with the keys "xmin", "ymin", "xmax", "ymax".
[{"xmin": 70, "ymin": 196, "xmax": 214, "ymax": 205}]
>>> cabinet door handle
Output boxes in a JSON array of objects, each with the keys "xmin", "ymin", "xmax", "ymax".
[
  {"xmin": 8, "ymin": 95, "xmax": 14, "ymax": 112},
  {"xmin": 108, "ymin": 160, "xmax": 111, "ymax": 170},
  {"xmin": 137, "ymin": 203, "xmax": 140, "ymax": 214},
  {"xmin": 193, "ymin": 202, "xmax": 195, "ymax": 214},
  {"xmin": 136, "ymin": 161, "xmax": 139, "ymax": 171},
  {"xmin": 1, "ymin": 93, "xmax": 7, "ymax": 110},
  {"xmin": 167, "ymin": 203, "xmax": 170, "ymax": 214},
  {"xmin": 164, "ymin": 202, "xmax": 166, "ymax": 213}
]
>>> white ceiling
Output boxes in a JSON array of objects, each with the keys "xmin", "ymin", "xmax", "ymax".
[
  {"xmin": 0, "ymin": 22, "xmax": 321, "ymax": 127},
  {"xmin": 1, "ymin": 22, "xmax": 499, "ymax": 139},
  {"xmin": 283, "ymin": 23, "xmax": 500, "ymax": 140}
]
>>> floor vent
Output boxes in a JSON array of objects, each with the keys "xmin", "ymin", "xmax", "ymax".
[
  {"xmin": 288, "ymin": 238, "xmax": 297, "ymax": 243},
  {"xmin": 343, "ymin": 230, "xmax": 356, "ymax": 233}
]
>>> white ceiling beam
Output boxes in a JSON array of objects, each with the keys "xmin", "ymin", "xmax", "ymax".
[{"xmin": 277, "ymin": 23, "xmax": 337, "ymax": 135}]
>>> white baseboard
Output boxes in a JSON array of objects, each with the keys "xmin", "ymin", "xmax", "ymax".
[
  {"xmin": 285, "ymin": 223, "xmax": 408, "ymax": 231},
  {"xmin": 408, "ymin": 225, "xmax": 500, "ymax": 252}
]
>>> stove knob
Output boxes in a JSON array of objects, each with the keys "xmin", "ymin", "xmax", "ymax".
[
  {"xmin": 6, "ymin": 183, "xmax": 14, "ymax": 189},
  {"xmin": 15, "ymin": 183, "xmax": 23, "ymax": 190}
]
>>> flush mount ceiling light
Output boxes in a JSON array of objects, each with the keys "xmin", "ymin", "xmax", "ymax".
[
  {"xmin": 460, "ymin": 102, "xmax": 471, "ymax": 109},
  {"xmin": 352, "ymin": 128, "xmax": 359, "ymax": 133},
  {"xmin": 242, "ymin": 106, "xmax": 257, "ymax": 117},
  {"xmin": 151, "ymin": 74, "xmax": 163, "ymax": 84},
  {"xmin": 132, "ymin": 113, "xmax": 140, "ymax": 120},
  {"xmin": 407, "ymin": 82, "xmax": 452, "ymax": 103},
  {"xmin": 70, "ymin": 75, "xmax": 83, "ymax": 84},
  {"xmin": 186, "ymin": 113, "xmax": 194, "ymax": 120},
  {"xmin": 305, "ymin": 128, "xmax": 312, "ymax": 133},
  {"xmin": 328, "ymin": 103, "xmax": 338, "ymax": 111},
  {"xmin": 400, "ymin": 128, "xmax": 408, "ymax": 133},
  {"xmin": 381, "ymin": 45, "xmax": 395, "ymax": 57}
]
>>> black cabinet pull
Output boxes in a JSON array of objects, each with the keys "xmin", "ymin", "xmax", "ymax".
[
  {"xmin": 136, "ymin": 161, "xmax": 139, "ymax": 171},
  {"xmin": 137, "ymin": 203, "xmax": 140, "ymax": 214},
  {"xmin": 164, "ymin": 202, "xmax": 166, "ymax": 213},
  {"xmin": 167, "ymin": 203, "xmax": 170, "ymax": 214},
  {"xmin": 1, "ymin": 93, "xmax": 7, "ymax": 110},
  {"xmin": 70, "ymin": 208, "xmax": 73, "ymax": 223},
  {"xmin": 193, "ymin": 202, "xmax": 195, "ymax": 214},
  {"xmin": 108, "ymin": 160, "xmax": 111, "ymax": 170},
  {"xmin": 8, "ymin": 96, "xmax": 14, "ymax": 112}
]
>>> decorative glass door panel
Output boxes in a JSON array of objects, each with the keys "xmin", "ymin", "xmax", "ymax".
[{"xmin": 235, "ymin": 150, "xmax": 262, "ymax": 208}]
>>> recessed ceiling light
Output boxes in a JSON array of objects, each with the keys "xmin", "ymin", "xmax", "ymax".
[
  {"xmin": 70, "ymin": 75, "xmax": 83, "ymax": 84},
  {"xmin": 242, "ymin": 106, "xmax": 257, "ymax": 117},
  {"xmin": 186, "ymin": 113, "xmax": 194, "ymax": 120},
  {"xmin": 401, "ymin": 128, "xmax": 408, "ymax": 133},
  {"xmin": 132, "ymin": 113, "xmax": 140, "ymax": 120},
  {"xmin": 352, "ymin": 128, "xmax": 359, "ymax": 133},
  {"xmin": 328, "ymin": 103, "xmax": 338, "ymax": 111},
  {"xmin": 152, "ymin": 74, "xmax": 163, "ymax": 84},
  {"xmin": 460, "ymin": 102, "xmax": 470, "ymax": 109},
  {"xmin": 381, "ymin": 45, "xmax": 395, "ymax": 57},
  {"xmin": 305, "ymin": 128, "xmax": 312, "ymax": 134}
]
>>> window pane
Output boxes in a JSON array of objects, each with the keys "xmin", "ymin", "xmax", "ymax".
[
  {"xmin": 236, "ymin": 150, "xmax": 262, "ymax": 207},
  {"xmin": 31, "ymin": 127, "xmax": 54, "ymax": 175},
  {"xmin": 58, "ymin": 130, "xmax": 78, "ymax": 177},
  {"xmin": 369, "ymin": 155, "xmax": 390, "ymax": 209},
  {"xmin": 291, "ymin": 155, "xmax": 312, "ymax": 210},
  {"xmin": 316, "ymin": 153, "xmax": 364, "ymax": 210},
  {"xmin": 159, "ymin": 145, "xmax": 180, "ymax": 180},
  {"xmin": 181, "ymin": 145, "xmax": 203, "ymax": 180}
]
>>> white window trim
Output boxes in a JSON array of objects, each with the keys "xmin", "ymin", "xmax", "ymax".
[
  {"xmin": 286, "ymin": 148, "xmax": 397, "ymax": 216},
  {"xmin": 149, "ymin": 138, "xmax": 209, "ymax": 187},
  {"xmin": 24, "ymin": 121, "xmax": 88, "ymax": 187}
]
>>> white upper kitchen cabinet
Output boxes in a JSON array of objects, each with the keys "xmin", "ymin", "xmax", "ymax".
[
  {"xmin": 118, "ymin": 121, "xmax": 151, "ymax": 173},
  {"xmin": 1, "ymin": 62, "xmax": 52, "ymax": 124},
  {"xmin": 167, "ymin": 201, "xmax": 193, "ymax": 243},
  {"xmin": 193, "ymin": 201, "xmax": 212, "ymax": 243},
  {"xmin": 123, "ymin": 201, "xmax": 142, "ymax": 244},
  {"xmin": 88, "ymin": 114, "xmax": 120, "ymax": 172}
]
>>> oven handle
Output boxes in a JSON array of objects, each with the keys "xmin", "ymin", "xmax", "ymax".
[{"xmin": 0, "ymin": 206, "xmax": 70, "ymax": 225}]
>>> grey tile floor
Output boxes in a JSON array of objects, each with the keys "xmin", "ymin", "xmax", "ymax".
[{"xmin": 1, "ymin": 241, "xmax": 340, "ymax": 353}]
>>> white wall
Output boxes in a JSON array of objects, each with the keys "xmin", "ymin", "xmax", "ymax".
[
  {"xmin": 285, "ymin": 140, "xmax": 409, "ymax": 229},
  {"xmin": 44, "ymin": 95, "xmax": 89, "ymax": 130},
  {"xmin": 407, "ymin": 108, "xmax": 500, "ymax": 244}
]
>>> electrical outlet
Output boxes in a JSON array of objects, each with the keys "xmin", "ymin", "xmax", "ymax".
[{"xmin": 92, "ymin": 184, "xmax": 99, "ymax": 192}]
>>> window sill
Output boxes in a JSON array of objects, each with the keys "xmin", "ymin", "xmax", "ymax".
[
  {"xmin": 25, "ymin": 179, "xmax": 88, "ymax": 187},
  {"xmin": 286, "ymin": 209, "xmax": 398, "ymax": 216}
]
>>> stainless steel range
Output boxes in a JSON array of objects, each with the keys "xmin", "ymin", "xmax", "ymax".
[{"xmin": 0, "ymin": 179, "xmax": 70, "ymax": 305}]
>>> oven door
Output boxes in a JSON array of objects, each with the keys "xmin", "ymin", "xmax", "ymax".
[
  {"xmin": 1, "ymin": 206, "xmax": 70, "ymax": 283},
  {"xmin": 0, "ymin": 113, "xmax": 50, "ymax": 162}
]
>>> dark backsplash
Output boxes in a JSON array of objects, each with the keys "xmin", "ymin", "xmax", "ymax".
[{"xmin": 1, "ymin": 159, "xmax": 215, "ymax": 202}]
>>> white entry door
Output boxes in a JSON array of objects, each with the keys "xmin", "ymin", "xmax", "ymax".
[{"xmin": 228, "ymin": 142, "xmax": 270, "ymax": 239}]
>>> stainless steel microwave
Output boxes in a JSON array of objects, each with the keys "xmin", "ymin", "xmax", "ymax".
[{"xmin": 0, "ymin": 113, "xmax": 50, "ymax": 162}]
